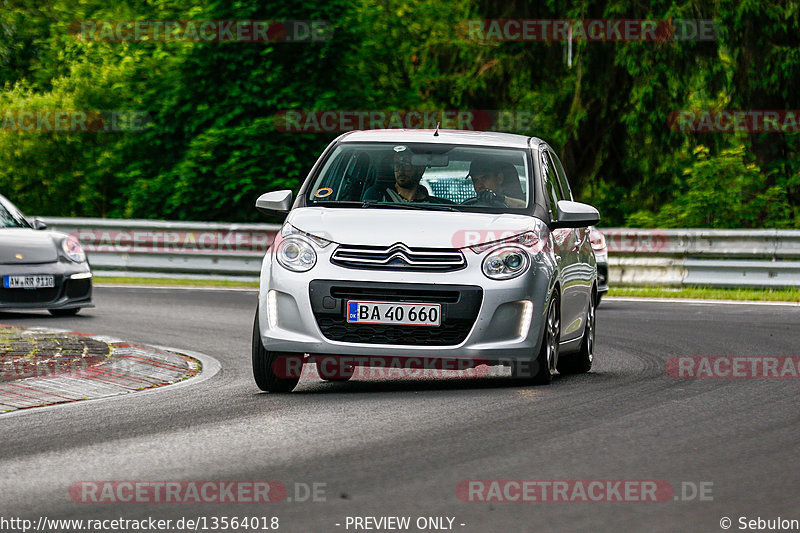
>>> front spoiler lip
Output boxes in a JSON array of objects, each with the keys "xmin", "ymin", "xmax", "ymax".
[
  {"xmin": 0, "ymin": 299, "xmax": 94, "ymax": 311},
  {"xmin": 261, "ymin": 329, "xmax": 543, "ymax": 362}
]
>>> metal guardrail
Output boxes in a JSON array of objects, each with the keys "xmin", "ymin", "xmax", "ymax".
[
  {"xmin": 41, "ymin": 218, "xmax": 800, "ymax": 288},
  {"xmin": 602, "ymin": 228, "xmax": 800, "ymax": 259},
  {"xmin": 602, "ymin": 229, "xmax": 800, "ymax": 288},
  {"xmin": 42, "ymin": 217, "xmax": 280, "ymax": 280}
]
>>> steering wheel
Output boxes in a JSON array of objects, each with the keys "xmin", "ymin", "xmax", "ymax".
[{"xmin": 461, "ymin": 191, "xmax": 508, "ymax": 207}]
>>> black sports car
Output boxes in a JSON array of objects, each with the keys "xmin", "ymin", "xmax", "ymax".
[{"xmin": 0, "ymin": 194, "xmax": 92, "ymax": 316}]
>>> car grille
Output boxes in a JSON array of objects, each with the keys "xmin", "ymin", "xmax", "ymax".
[
  {"xmin": 0, "ymin": 286, "xmax": 59, "ymax": 304},
  {"xmin": 66, "ymin": 278, "xmax": 91, "ymax": 299},
  {"xmin": 309, "ymin": 280, "xmax": 482, "ymax": 346},
  {"xmin": 314, "ymin": 317, "xmax": 476, "ymax": 346},
  {"xmin": 330, "ymin": 243, "xmax": 466, "ymax": 272}
]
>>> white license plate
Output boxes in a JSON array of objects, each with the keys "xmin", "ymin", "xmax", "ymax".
[
  {"xmin": 4, "ymin": 275, "xmax": 55, "ymax": 289},
  {"xmin": 346, "ymin": 301, "xmax": 441, "ymax": 326}
]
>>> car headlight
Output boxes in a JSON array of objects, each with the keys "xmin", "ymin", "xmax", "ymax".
[
  {"xmin": 482, "ymin": 246, "xmax": 529, "ymax": 280},
  {"xmin": 469, "ymin": 231, "xmax": 542, "ymax": 254},
  {"xmin": 282, "ymin": 224, "xmax": 332, "ymax": 248},
  {"xmin": 276, "ymin": 237, "xmax": 317, "ymax": 272},
  {"xmin": 275, "ymin": 224, "xmax": 332, "ymax": 272},
  {"xmin": 61, "ymin": 236, "xmax": 86, "ymax": 263}
]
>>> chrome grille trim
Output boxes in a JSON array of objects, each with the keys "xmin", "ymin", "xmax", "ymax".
[{"xmin": 331, "ymin": 243, "xmax": 466, "ymax": 271}]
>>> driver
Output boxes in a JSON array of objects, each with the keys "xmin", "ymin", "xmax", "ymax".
[
  {"xmin": 467, "ymin": 159, "xmax": 526, "ymax": 208},
  {"xmin": 365, "ymin": 148, "xmax": 451, "ymax": 204},
  {"xmin": 385, "ymin": 151, "xmax": 430, "ymax": 202}
]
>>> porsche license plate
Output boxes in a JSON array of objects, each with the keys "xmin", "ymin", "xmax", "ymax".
[
  {"xmin": 346, "ymin": 301, "xmax": 441, "ymax": 326},
  {"xmin": 4, "ymin": 275, "xmax": 55, "ymax": 289}
]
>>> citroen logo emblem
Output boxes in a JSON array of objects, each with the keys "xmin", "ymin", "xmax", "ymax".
[{"xmin": 15, "ymin": 254, "xmax": 23, "ymax": 260}]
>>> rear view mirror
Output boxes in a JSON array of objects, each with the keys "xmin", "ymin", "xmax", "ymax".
[
  {"xmin": 411, "ymin": 154, "xmax": 449, "ymax": 167},
  {"xmin": 256, "ymin": 190, "xmax": 293, "ymax": 216},
  {"xmin": 553, "ymin": 200, "xmax": 600, "ymax": 229}
]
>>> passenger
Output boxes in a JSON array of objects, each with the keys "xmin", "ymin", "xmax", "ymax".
[
  {"xmin": 467, "ymin": 159, "xmax": 526, "ymax": 208},
  {"xmin": 498, "ymin": 161, "xmax": 526, "ymax": 201}
]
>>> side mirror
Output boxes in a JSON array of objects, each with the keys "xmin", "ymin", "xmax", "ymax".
[
  {"xmin": 31, "ymin": 217, "xmax": 48, "ymax": 230},
  {"xmin": 255, "ymin": 190, "xmax": 293, "ymax": 216},
  {"xmin": 552, "ymin": 200, "xmax": 600, "ymax": 229}
]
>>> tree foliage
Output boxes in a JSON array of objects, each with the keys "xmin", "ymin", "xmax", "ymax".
[{"xmin": 0, "ymin": 0, "xmax": 798, "ymax": 227}]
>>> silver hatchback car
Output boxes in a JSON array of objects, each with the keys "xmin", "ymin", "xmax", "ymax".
[{"xmin": 253, "ymin": 130, "xmax": 599, "ymax": 392}]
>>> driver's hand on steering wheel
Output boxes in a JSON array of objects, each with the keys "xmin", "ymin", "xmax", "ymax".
[{"xmin": 477, "ymin": 189, "xmax": 508, "ymax": 206}]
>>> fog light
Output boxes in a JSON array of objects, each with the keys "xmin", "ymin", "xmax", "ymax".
[
  {"xmin": 518, "ymin": 300, "xmax": 533, "ymax": 337},
  {"xmin": 267, "ymin": 290, "xmax": 278, "ymax": 329}
]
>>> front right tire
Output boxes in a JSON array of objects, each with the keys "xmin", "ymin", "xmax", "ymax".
[{"xmin": 252, "ymin": 309, "xmax": 302, "ymax": 392}]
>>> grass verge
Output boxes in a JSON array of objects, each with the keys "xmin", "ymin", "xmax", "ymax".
[
  {"xmin": 608, "ymin": 286, "xmax": 800, "ymax": 302},
  {"xmin": 94, "ymin": 276, "xmax": 258, "ymax": 289}
]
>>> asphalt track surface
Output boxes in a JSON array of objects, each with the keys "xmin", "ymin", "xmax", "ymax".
[{"xmin": 0, "ymin": 287, "xmax": 798, "ymax": 533}]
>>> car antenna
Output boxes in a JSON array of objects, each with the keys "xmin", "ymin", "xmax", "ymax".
[{"xmin": 433, "ymin": 122, "xmax": 440, "ymax": 136}]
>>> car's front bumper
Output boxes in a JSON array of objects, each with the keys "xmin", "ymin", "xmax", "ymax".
[
  {"xmin": 257, "ymin": 248, "xmax": 555, "ymax": 363},
  {"xmin": 595, "ymin": 251, "xmax": 609, "ymax": 295},
  {"xmin": 0, "ymin": 261, "xmax": 93, "ymax": 310}
]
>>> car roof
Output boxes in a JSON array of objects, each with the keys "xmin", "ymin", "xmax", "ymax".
[{"xmin": 338, "ymin": 129, "xmax": 544, "ymax": 149}]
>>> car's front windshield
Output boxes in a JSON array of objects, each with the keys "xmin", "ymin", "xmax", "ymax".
[
  {"xmin": 0, "ymin": 199, "xmax": 31, "ymax": 229},
  {"xmin": 306, "ymin": 142, "xmax": 532, "ymax": 212}
]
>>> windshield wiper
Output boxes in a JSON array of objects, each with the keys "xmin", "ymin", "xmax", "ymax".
[
  {"xmin": 361, "ymin": 201, "xmax": 459, "ymax": 212},
  {"xmin": 309, "ymin": 201, "xmax": 364, "ymax": 208}
]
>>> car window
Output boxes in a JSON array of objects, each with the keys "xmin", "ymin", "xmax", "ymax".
[
  {"xmin": 0, "ymin": 199, "xmax": 31, "ymax": 228},
  {"xmin": 307, "ymin": 143, "xmax": 532, "ymax": 213},
  {"xmin": 540, "ymin": 150, "xmax": 561, "ymax": 221},
  {"xmin": 548, "ymin": 150, "xmax": 573, "ymax": 201}
]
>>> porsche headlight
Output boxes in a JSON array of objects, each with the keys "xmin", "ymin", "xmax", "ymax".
[{"xmin": 61, "ymin": 236, "xmax": 86, "ymax": 263}]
